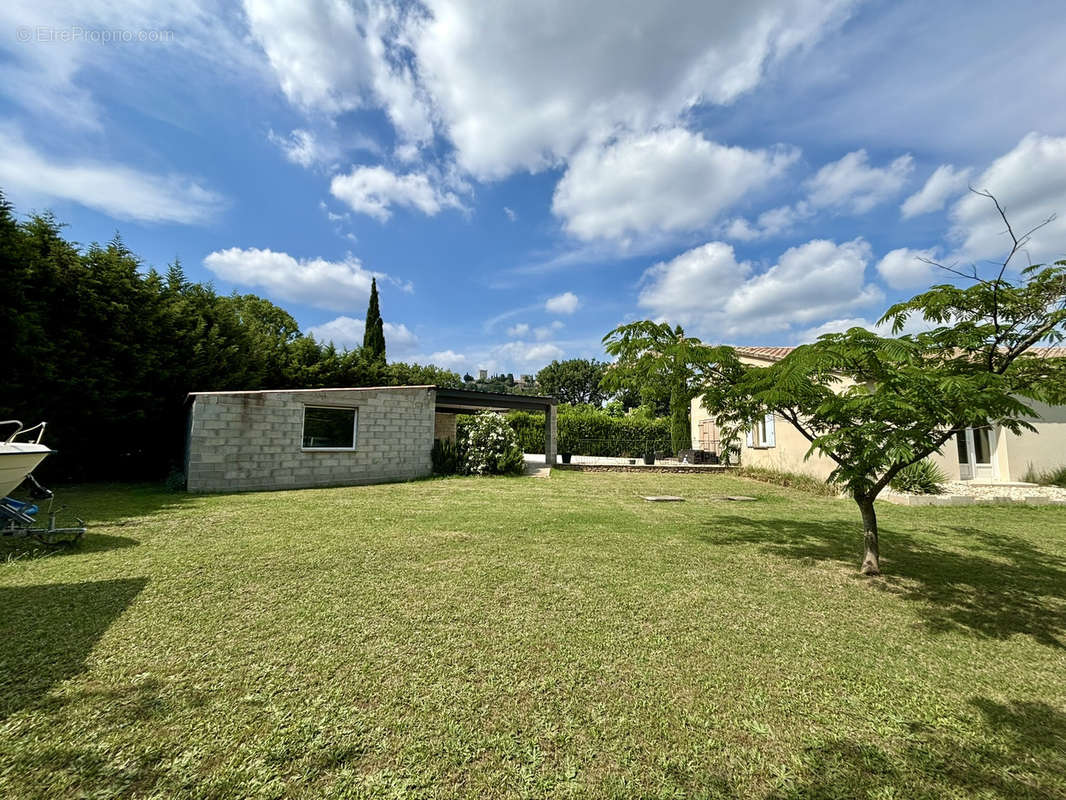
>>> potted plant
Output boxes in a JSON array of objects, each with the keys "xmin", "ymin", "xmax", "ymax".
[
  {"xmin": 623, "ymin": 450, "xmax": 636, "ymax": 465},
  {"xmin": 558, "ymin": 432, "xmax": 572, "ymax": 464},
  {"xmin": 643, "ymin": 447, "xmax": 655, "ymax": 466}
]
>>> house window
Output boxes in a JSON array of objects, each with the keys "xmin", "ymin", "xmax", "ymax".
[
  {"xmin": 302, "ymin": 406, "xmax": 357, "ymax": 450},
  {"xmin": 746, "ymin": 413, "xmax": 776, "ymax": 449}
]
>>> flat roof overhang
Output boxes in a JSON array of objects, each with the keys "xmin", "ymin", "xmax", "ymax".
[{"xmin": 433, "ymin": 387, "xmax": 556, "ymax": 414}]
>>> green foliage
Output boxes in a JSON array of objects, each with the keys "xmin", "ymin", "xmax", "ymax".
[
  {"xmin": 1022, "ymin": 463, "xmax": 1066, "ymax": 488},
  {"xmin": 889, "ymin": 460, "xmax": 949, "ymax": 494},
  {"xmin": 737, "ymin": 467, "xmax": 841, "ymax": 497},
  {"xmin": 535, "ymin": 358, "xmax": 607, "ymax": 405},
  {"xmin": 431, "ymin": 438, "xmax": 463, "ymax": 476},
  {"xmin": 459, "ymin": 411, "xmax": 525, "ymax": 475},
  {"xmin": 601, "ymin": 320, "xmax": 714, "ymax": 454},
  {"xmin": 498, "ymin": 407, "xmax": 671, "ymax": 456},
  {"xmin": 362, "ymin": 277, "xmax": 386, "ymax": 365},
  {"xmin": 701, "ymin": 194, "xmax": 1066, "ymax": 573},
  {"xmin": 0, "ymin": 193, "xmax": 461, "ymax": 481}
]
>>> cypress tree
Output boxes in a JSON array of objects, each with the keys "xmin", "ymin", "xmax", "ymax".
[{"xmin": 363, "ymin": 277, "xmax": 387, "ymax": 365}]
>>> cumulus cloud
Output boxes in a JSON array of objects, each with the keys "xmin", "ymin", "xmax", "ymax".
[
  {"xmin": 203, "ymin": 247, "xmax": 390, "ymax": 311},
  {"xmin": 805, "ymin": 149, "xmax": 913, "ymax": 213},
  {"xmin": 900, "ymin": 164, "xmax": 971, "ymax": 218},
  {"xmin": 413, "ymin": 0, "xmax": 851, "ymax": 179},
  {"xmin": 330, "ymin": 165, "xmax": 463, "ymax": 221},
  {"xmin": 798, "ymin": 313, "xmax": 940, "ymax": 342},
  {"xmin": 722, "ymin": 201, "xmax": 812, "ymax": 241},
  {"xmin": 507, "ymin": 323, "xmax": 531, "ymax": 338},
  {"xmin": 490, "ymin": 341, "xmax": 565, "ymax": 367},
  {"xmin": 0, "ymin": 126, "xmax": 225, "ymax": 225},
  {"xmin": 875, "ymin": 247, "xmax": 938, "ymax": 290},
  {"xmin": 552, "ymin": 129, "xmax": 797, "ymax": 242},
  {"xmin": 638, "ymin": 238, "xmax": 883, "ymax": 337},
  {"xmin": 413, "ymin": 350, "xmax": 469, "ymax": 370},
  {"xmin": 305, "ymin": 315, "xmax": 418, "ymax": 353},
  {"xmin": 545, "ymin": 292, "xmax": 580, "ymax": 314},
  {"xmin": 949, "ymin": 133, "xmax": 1066, "ymax": 267}
]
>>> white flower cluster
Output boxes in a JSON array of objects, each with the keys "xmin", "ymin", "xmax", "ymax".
[{"xmin": 461, "ymin": 411, "xmax": 523, "ymax": 476}]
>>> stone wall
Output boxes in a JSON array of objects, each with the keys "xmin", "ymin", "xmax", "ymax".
[{"xmin": 186, "ymin": 386, "xmax": 436, "ymax": 492}]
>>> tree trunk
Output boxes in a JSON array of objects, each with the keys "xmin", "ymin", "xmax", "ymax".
[{"xmin": 855, "ymin": 495, "xmax": 881, "ymax": 575}]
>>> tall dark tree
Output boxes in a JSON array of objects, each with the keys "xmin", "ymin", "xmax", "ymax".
[{"xmin": 363, "ymin": 277, "xmax": 387, "ymax": 365}]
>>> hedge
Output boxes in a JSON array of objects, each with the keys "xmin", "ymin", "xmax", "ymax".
[{"xmin": 458, "ymin": 409, "xmax": 672, "ymax": 457}]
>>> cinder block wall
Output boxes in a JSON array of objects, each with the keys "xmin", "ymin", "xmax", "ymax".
[
  {"xmin": 434, "ymin": 412, "xmax": 457, "ymax": 441},
  {"xmin": 186, "ymin": 387, "xmax": 436, "ymax": 492}
]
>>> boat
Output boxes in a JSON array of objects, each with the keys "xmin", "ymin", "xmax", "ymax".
[{"xmin": 0, "ymin": 421, "xmax": 54, "ymax": 497}]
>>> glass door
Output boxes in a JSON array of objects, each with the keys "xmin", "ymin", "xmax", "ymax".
[{"xmin": 957, "ymin": 426, "xmax": 996, "ymax": 481}]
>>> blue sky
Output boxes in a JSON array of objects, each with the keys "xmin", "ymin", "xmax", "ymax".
[{"xmin": 3, "ymin": 0, "xmax": 1066, "ymax": 376}]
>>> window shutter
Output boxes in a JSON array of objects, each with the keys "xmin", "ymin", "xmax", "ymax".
[
  {"xmin": 763, "ymin": 414, "xmax": 776, "ymax": 447},
  {"xmin": 745, "ymin": 428, "xmax": 754, "ymax": 447}
]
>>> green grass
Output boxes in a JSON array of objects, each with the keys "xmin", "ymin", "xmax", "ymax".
[{"xmin": 1, "ymin": 472, "xmax": 1065, "ymax": 799}]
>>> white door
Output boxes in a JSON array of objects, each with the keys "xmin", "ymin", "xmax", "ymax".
[{"xmin": 956, "ymin": 426, "xmax": 997, "ymax": 481}]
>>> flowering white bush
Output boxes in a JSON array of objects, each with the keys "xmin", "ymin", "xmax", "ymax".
[{"xmin": 461, "ymin": 411, "xmax": 525, "ymax": 476}]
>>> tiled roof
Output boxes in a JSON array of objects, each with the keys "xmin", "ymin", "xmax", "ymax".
[
  {"xmin": 1029, "ymin": 347, "xmax": 1066, "ymax": 358},
  {"xmin": 731, "ymin": 345, "xmax": 1066, "ymax": 363},
  {"xmin": 733, "ymin": 346, "xmax": 796, "ymax": 361}
]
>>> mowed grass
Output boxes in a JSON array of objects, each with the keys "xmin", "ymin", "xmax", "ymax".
[{"xmin": 1, "ymin": 471, "xmax": 1064, "ymax": 799}]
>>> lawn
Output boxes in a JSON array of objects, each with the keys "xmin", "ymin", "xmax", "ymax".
[{"xmin": 1, "ymin": 471, "xmax": 1064, "ymax": 799}]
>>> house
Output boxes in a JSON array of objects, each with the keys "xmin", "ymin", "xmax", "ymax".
[
  {"xmin": 690, "ymin": 346, "xmax": 1066, "ymax": 484},
  {"xmin": 185, "ymin": 385, "xmax": 557, "ymax": 492}
]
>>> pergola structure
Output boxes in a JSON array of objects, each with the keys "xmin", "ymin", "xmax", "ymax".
[{"xmin": 434, "ymin": 387, "xmax": 558, "ymax": 465}]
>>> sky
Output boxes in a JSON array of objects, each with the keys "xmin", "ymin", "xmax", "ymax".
[{"xmin": 2, "ymin": 0, "xmax": 1066, "ymax": 377}]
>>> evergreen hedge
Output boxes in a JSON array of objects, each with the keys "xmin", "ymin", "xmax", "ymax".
[{"xmin": 459, "ymin": 409, "xmax": 672, "ymax": 457}]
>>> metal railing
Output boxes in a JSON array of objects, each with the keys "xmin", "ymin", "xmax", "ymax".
[{"xmin": 1, "ymin": 420, "xmax": 47, "ymax": 445}]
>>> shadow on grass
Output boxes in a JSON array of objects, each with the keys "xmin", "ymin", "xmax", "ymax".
[
  {"xmin": 770, "ymin": 698, "xmax": 1066, "ymax": 799},
  {"xmin": 0, "ymin": 577, "xmax": 148, "ymax": 719},
  {"xmin": 0, "ymin": 532, "xmax": 139, "ymax": 562},
  {"xmin": 700, "ymin": 516, "xmax": 1066, "ymax": 648}
]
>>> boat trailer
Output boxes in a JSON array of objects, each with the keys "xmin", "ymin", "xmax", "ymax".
[{"xmin": 1, "ymin": 474, "xmax": 86, "ymax": 546}]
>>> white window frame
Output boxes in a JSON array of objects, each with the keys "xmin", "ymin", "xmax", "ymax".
[
  {"xmin": 746, "ymin": 413, "xmax": 776, "ymax": 449},
  {"xmin": 301, "ymin": 405, "xmax": 358, "ymax": 451}
]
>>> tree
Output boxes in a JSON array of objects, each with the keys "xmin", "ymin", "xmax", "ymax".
[
  {"xmin": 536, "ymin": 358, "xmax": 607, "ymax": 405},
  {"xmin": 362, "ymin": 277, "xmax": 386, "ymax": 365},
  {"xmin": 600, "ymin": 322, "xmax": 712, "ymax": 453},
  {"xmin": 702, "ymin": 195, "xmax": 1066, "ymax": 575}
]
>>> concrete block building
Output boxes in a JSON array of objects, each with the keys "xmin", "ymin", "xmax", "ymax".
[{"xmin": 185, "ymin": 385, "xmax": 556, "ymax": 493}]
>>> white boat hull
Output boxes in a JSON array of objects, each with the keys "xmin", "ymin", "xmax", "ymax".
[{"xmin": 0, "ymin": 444, "xmax": 52, "ymax": 497}]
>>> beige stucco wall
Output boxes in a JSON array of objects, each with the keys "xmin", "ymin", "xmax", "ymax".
[
  {"xmin": 186, "ymin": 386, "xmax": 436, "ymax": 492},
  {"xmin": 690, "ymin": 356, "xmax": 1066, "ymax": 483}
]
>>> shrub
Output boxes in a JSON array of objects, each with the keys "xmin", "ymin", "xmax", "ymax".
[
  {"xmin": 495, "ymin": 408, "xmax": 672, "ymax": 457},
  {"xmin": 737, "ymin": 467, "xmax": 841, "ymax": 497},
  {"xmin": 1022, "ymin": 463, "xmax": 1066, "ymax": 487},
  {"xmin": 460, "ymin": 411, "xmax": 525, "ymax": 476},
  {"xmin": 431, "ymin": 438, "xmax": 463, "ymax": 476},
  {"xmin": 889, "ymin": 460, "xmax": 948, "ymax": 494}
]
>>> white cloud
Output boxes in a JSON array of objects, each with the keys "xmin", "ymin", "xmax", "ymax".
[
  {"xmin": 950, "ymin": 133, "xmax": 1066, "ymax": 267},
  {"xmin": 900, "ymin": 164, "xmax": 971, "ymax": 218},
  {"xmin": 507, "ymin": 323, "xmax": 531, "ymax": 338},
  {"xmin": 268, "ymin": 128, "xmax": 340, "ymax": 169},
  {"xmin": 545, "ymin": 292, "xmax": 580, "ymax": 315},
  {"xmin": 0, "ymin": 126, "xmax": 225, "ymax": 224},
  {"xmin": 244, "ymin": 0, "xmax": 433, "ymax": 144},
  {"xmin": 413, "ymin": 0, "xmax": 852, "ymax": 179},
  {"xmin": 798, "ymin": 312, "xmax": 940, "ymax": 342},
  {"xmin": 202, "ymin": 247, "xmax": 389, "ymax": 311},
  {"xmin": 490, "ymin": 341, "xmax": 565, "ymax": 368},
  {"xmin": 330, "ymin": 165, "xmax": 462, "ymax": 221},
  {"xmin": 722, "ymin": 201, "xmax": 812, "ymax": 241},
  {"xmin": 305, "ymin": 315, "xmax": 418, "ymax": 353},
  {"xmin": 504, "ymin": 206, "xmax": 517, "ymax": 222},
  {"xmin": 805, "ymin": 149, "xmax": 913, "ymax": 213},
  {"xmin": 875, "ymin": 247, "xmax": 938, "ymax": 290},
  {"xmin": 638, "ymin": 238, "xmax": 883, "ymax": 337},
  {"xmin": 413, "ymin": 350, "xmax": 469, "ymax": 370},
  {"xmin": 552, "ymin": 129, "xmax": 797, "ymax": 242}
]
